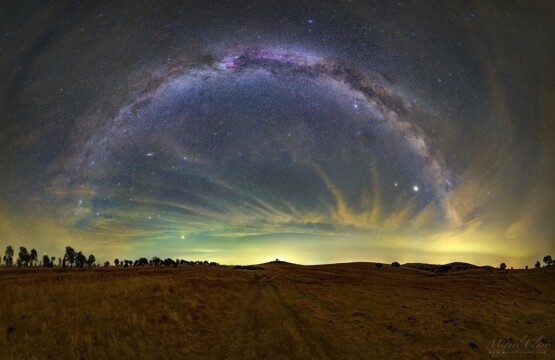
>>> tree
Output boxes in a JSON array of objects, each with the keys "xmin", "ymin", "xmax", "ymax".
[
  {"xmin": 114, "ymin": 259, "xmax": 120, "ymax": 267},
  {"xmin": 42, "ymin": 254, "xmax": 52, "ymax": 267},
  {"xmin": 525, "ymin": 265, "xmax": 528, "ymax": 270},
  {"xmin": 104, "ymin": 261, "xmax": 110, "ymax": 267},
  {"xmin": 163, "ymin": 258, "xmax": 175, "ymax": 266},
  {"xmin": 51, "ymin": 257, "xmax": 56, "ymax": 267},
  {"xmin": 4, "ymin": 246, "xmax": 14, "ymax": 267},
  {"xmin": 75, "ymin": 251, "xmax": 86, "ymax": 268},
  {"xmin": 535, "ymin": 260, "xmax": 541, "ymax": 268},
  {"xmin": 18, "ymin": 246, "xmax": 30, "ymax": 266},
  {"xmin": 500, "ymin": 263, "xmax": 507, "ymax": 270},
  {"xmin": 30, "ymin": 249, "xmax": 38, "ymax": 266},
  {"xmin": 543, "ymin": 255, "xmax": 553, "ymax": 266},
  {"xmin": 65, "ymin": 247, "xmax": 76, "ymax": 267},
  {"xmin": 391, "ymin": 262, "xmax": 401, "ymax": 268},
  {"xmin": 375, "ymin": 263, "xmax": 383, "ymax": 269},
  {"xmin": 86, "ymin": 254, "xmax": 96, "ymax": 267}
]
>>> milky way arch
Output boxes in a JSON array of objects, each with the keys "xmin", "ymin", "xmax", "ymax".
[{"xmin": 64, "ymin": 46, "xmax": 459, "ymax": 236}]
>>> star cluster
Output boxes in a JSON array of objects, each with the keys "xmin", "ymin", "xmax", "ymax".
[{"xmin": 0, "ymin": 1, "xmax": 553, "ymax": 266}]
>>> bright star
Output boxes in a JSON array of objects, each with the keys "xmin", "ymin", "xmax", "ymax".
[{"xmin": 413, "ymin": 185, "xmax": 419, "ymax": 192}]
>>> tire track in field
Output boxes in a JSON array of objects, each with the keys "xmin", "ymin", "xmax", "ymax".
[{"xmin": 220, "ymin": 273, "xmax": 331, "ymax": 359}]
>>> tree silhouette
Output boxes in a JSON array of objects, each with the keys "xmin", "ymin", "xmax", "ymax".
[
  {"xmin": 86, "ymin": 254, "xmax": 96, "ymax": 267},
  {"xmin": 30, "ymin": 249, "xmax": 38, "ymax": 266},
  {"xmin": 391, "ymin": 262, "xmax": 401, "ymax": 268},
  {"xmin": 535, "ymin": 260, "xmax": 541, "ymax": 268},
  {"xmin": 163, "ymin": 258, "xmax": 175, "ymax": 266},
  {"xmin": 42, "ymin": 254, "xmax": 51, "ymax": 267},
  {"xmin": 500, "ymin": 263, "xmax": 507, "ymax": 270},
  {"xmin": 4, "ymin": 246, "xmax": 14, "ymax": 267},
  {"xmin": 114, "ymin": 259, "xmax": 120, "ymax": 267},
  {"xmin": 104, "ymin": 261, "xmax": 110, "ymax": 267},
  {"xmin": 65, "ymin": 247, "xmax": 76, "ymax": 268},
  {"xmin": 543, "ymin": 255, "xmax": 553, "ymax": 266},
  {"xmin": 75, "ymin": 251, "xmax": 86, "ymax": 268},
  {"xmin": 375, "ymin": 263, "xmax": 383, "ymax": 269},
  {"xmin": 18, "ymin": 246, "xmax": 30, "ymax": 267}
]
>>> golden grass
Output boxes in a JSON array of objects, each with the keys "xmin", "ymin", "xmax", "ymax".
[{"xmin": 0, "ymin": 264, "xmax": 553, "ymax": 359}]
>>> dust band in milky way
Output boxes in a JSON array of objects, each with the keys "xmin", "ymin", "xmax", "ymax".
[{"xmin": 67, "ymin": 46, "xmax": 459, "ymax": 226}]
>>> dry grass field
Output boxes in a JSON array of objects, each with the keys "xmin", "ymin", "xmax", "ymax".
[{"xmin": 0, "ymin": 262, "xmax": 553, "ymax": 359}]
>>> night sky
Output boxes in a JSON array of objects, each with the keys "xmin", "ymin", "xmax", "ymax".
[{"xmin": 0, "ymin": 1, "xmax": 553, "ymax": 266}]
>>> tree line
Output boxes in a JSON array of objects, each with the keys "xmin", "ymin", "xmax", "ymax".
[
  {"xmin": 1, "ymin": 245, "xmax": 219, "ymax": 268},
  {"xmin": 500, "ymin": 255, "xmax": 553, "ymax": 271}
]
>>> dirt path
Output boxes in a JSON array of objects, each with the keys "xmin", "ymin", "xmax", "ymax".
[{"xmin": 218, "ymin": 272, "xmax": 330, "ymax": 359}]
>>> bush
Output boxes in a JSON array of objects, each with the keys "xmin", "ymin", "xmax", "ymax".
[
  {"xmin": 234, "ymin": 265, "xmax": 264, "ymax": 270},
  {"xmin": 436, "ymin": 265, "xmax": 452, "ymax": 273}
]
